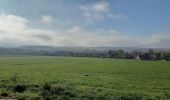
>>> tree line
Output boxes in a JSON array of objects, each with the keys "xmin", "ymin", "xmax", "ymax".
[
  {"xmin": 107, "ymin": 49, "xmax": 170, "ymax": 61},
  {"xmin": 0, "ymin": 48, "xmax": 169, "ymax": 61},
  {"xmin": 70, "ymin": 49, "xmax": 170, "ymax": 61}
]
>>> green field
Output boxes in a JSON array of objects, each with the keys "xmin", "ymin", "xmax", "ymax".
[{"xmin": 0, "ymin": 56, "xmax": 170, "ymax": 100}]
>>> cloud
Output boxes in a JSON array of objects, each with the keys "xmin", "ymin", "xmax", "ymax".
[
  {"xmin": 138, "ymin": 34, "xmax": 170, "ymax": 47},
  {"xmin": 80, "ymin": 1, "xmax": 126, "ymax": 21},
  {"xmin": 0, "ymin": 14, "xmax": 28, "ymax": 34},
  {"xmin": 0, "ymin": 13, "xmax": 169, "ymax": 48},
  {"xmin": 40, "ymin": 15, "xmax": 55, "ymax": 24},
  {"xmin": 64, "ymin": 26, "xmax": 132, "ymax": 46},
  {"xmin": 0, "ymin": 13, "xmax": 56, "ymax": 46}
]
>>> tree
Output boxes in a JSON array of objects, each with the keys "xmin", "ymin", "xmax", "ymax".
[
  {"xmin": 161, "ymin": 51, "xmax": 166, "ymax": 60},
  {"xmin": 148, "ymin": 49, "xmax": 156, "ymax": 60}
]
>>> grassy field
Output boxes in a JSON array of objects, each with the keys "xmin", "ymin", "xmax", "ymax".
[{"xmin": 0, "ymin": 56, "xmax": 170, "ymax": 100}]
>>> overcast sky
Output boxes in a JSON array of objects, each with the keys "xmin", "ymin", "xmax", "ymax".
[{"xmin": 0, "ymin": 0, "xmax": 170, "ymax": 48}]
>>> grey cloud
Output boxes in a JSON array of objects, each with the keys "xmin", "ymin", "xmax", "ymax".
[{"xmin": 33, "ymin": 34, "xmax": 53, "ymax": 41}]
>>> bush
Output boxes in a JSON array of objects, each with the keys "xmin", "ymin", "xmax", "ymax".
[
  {"xmin": 14, "ymin": 85, "xmax": 26, "ymax": 93},
  {"xmin": 41, "ymin": 83, "xmax": 77, "ymax": 100},
  {"xmin": 18, "ymin": 97, "xmax": 26, "ymax": 100},
  {"xmin": 1, "ymin": 92, "xmax": 8, "ymax": 97}
]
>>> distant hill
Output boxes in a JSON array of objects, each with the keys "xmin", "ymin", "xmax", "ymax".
[
  {"xmin": 0, "ymin": 45, "xmax": 169, "ymax": 56},
  {"xmin": 20, "ymin": 45, "xmax": 170, "ymax": 52}
]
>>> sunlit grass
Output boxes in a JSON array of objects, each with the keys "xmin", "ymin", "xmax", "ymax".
[{"xmin": 0, "ymin": 56, "xmax": 170, "ymax": 99}]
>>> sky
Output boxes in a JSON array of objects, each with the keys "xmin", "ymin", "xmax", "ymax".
[{"xmin": 0, "ymin": 0, "xmax": 170, "ymax": 48}]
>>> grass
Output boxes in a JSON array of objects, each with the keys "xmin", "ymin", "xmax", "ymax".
[{"xmin": 0, "ymin": 56, "xmax": 170, "ymax": 100}]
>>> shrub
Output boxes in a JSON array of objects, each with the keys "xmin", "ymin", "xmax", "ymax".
[
  {"xmin": 41, "ymin": 83, "xmax": 77, "ymax": 100},
  {"xmin": 1, "ymin": 92, "xmax": 8, "ymax": 97},
  {"xmin": 14, "ymin": 85, "xmax": 26, "ymax": 93}
]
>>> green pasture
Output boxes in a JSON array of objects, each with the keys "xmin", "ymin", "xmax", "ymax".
[{"xmin": 0, "ymin": 56, "xmax": 169, "ymax": 100}]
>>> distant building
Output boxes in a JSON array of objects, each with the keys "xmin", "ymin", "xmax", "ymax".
[{"xmin": 136, "ymin": 55, "xmax": 141, "ymax": 60}]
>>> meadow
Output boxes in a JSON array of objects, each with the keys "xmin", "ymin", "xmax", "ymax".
[{"xmin": 0, "ymin": 56, "xmax": 170, "ymax": 100}]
